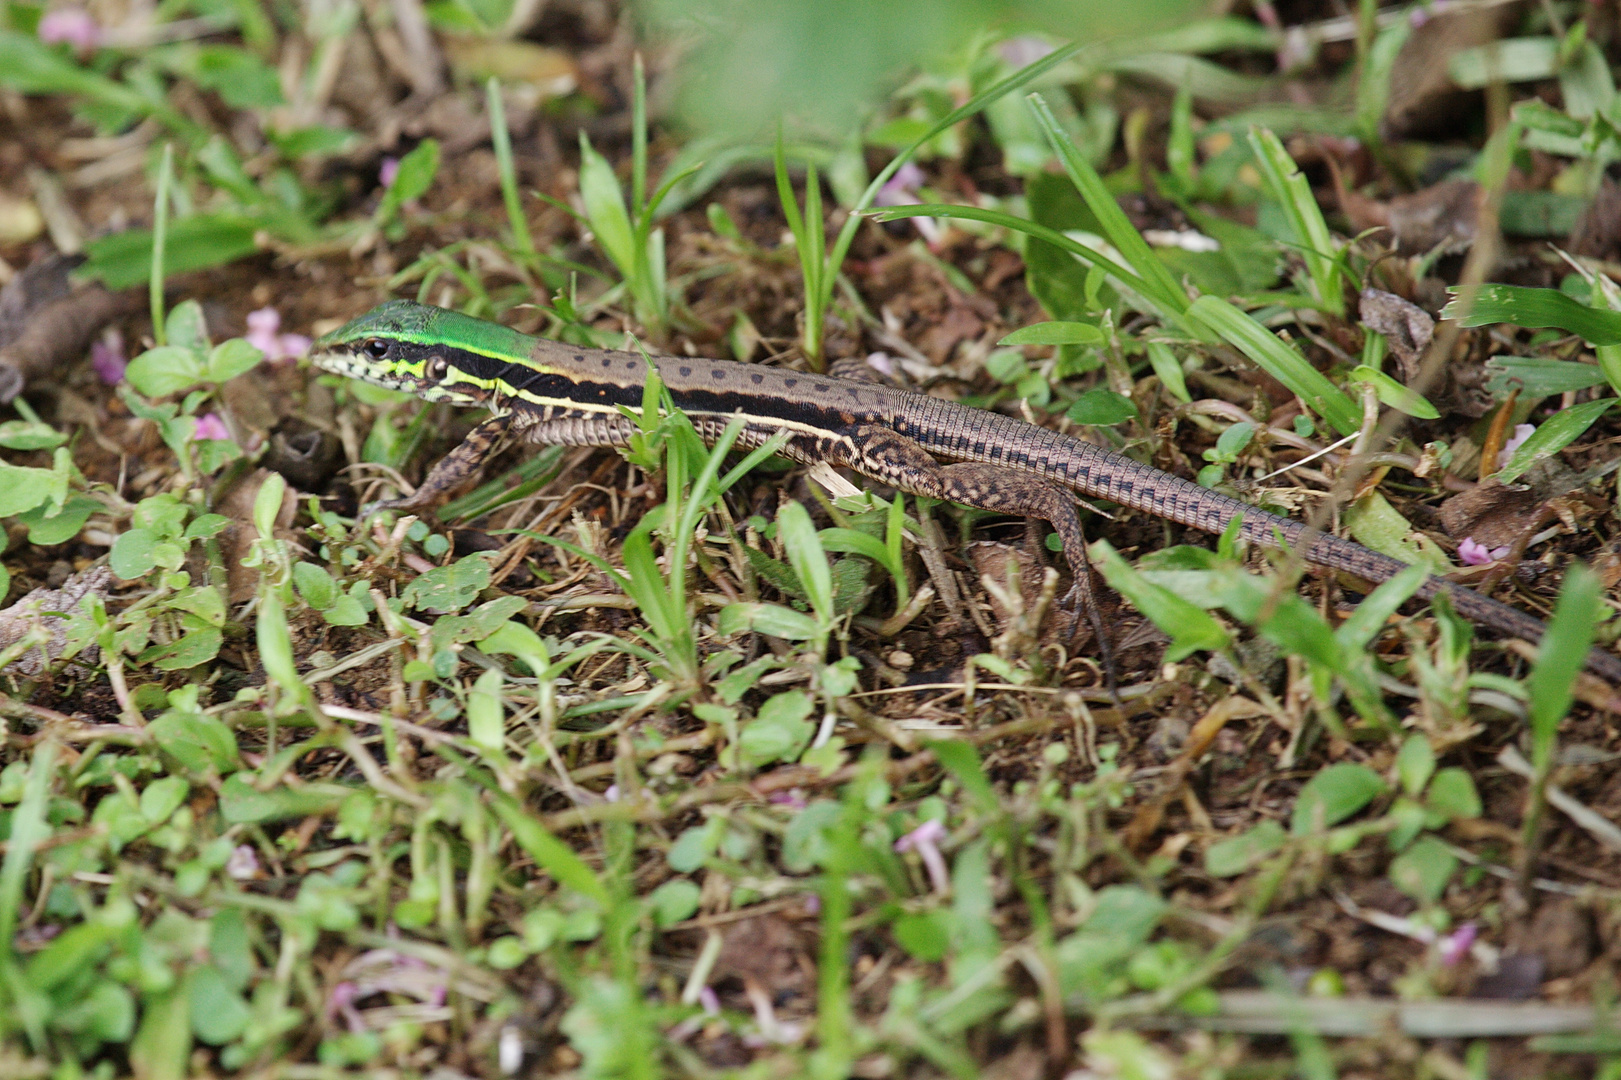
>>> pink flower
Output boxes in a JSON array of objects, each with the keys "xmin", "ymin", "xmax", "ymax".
[
  {"xmin": 1497, "ymin": 423, "xmax": 1535, "ymax": 470},
  {"xmin": 875, "ymin": 163, "xmax": 926, "ymax": 208},
  {"xmin": 998, "ymin": 36, "xmax": 1054, "ymax": 69},
  {"xmin": 379, "ymin": 157, "xmax": 401, "ymax": 189},
  {"xmin": 193, "ymin": 413, "xmax": 230, "ymax": 442},
  {"xmin": 874, "ymin": 163, "xmax": 943, "ymax": 247},
  {"xmin": 1458, "ymin": 537, "xmax": 1510, "ymax": 566},
  {"xmin": 1410, "ymin": 0, "xmax": 1449, "ymax": 27},
  {"xmin": 894, "ymin": 818, "xmax": 949, "ymax": 895},
  {"xmin": 38, "ymin": 8, "xmax": 99, "ymax": 52},
  {"xmin": 91, "ymin": 330, "xmax": 125, "ymax": 384},
  {"xmin": 245, "ymin": 306, "xmax": 311, "ymax": 363},
  {"xmin": 226, "ymin": 844, "xmax": 259, "ymax": 880},
  {"xmin": 1438, "ymin": 922, "xmax": 1476, "ymax": 966}
]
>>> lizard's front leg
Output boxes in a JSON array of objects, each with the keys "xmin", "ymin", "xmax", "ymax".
[
  {"xmin": 361, "ymin": 413, "xmax": 513, "ymax": 518},
  {"xmin": 834, "ymin": 423, "xmax": 1115, "ymax": 685}
]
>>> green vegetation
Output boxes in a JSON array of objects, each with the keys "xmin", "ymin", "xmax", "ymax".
[{"xmin": 2, "ymin": 0, "xmax": 1620, "ymax": 1076}]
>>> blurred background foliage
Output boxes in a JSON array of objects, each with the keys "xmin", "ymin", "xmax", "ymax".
[{"xmin": 633, "ymin": 0, "xmax": 1205, "ymax": 139}]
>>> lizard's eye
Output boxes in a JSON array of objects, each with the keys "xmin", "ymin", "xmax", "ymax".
[
  {"xmin": 363, "ymin": 338, "xmax": 389, "ymax": 360},
  {"xmin": 424, "ymin": 356, "xmax": 449, "ymax": 381}
]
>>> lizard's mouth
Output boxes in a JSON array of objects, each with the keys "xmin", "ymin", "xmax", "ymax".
[{"xmin": 308, "ymin": 347, "xmax": 492, "ymax": 407}]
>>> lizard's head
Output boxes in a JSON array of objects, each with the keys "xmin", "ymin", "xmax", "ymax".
[{"xmin": 310, "ymin": 299, "xmax": 533, "ymax": 408}]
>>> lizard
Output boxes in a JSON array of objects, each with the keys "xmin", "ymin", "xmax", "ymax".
[{"xmin": 309, "ymin": 299, "xmax": 1621, "ymax": 685}]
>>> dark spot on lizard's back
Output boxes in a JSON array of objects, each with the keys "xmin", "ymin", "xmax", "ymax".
[
  {"xmin": 784, "ymin": 378, "xmax": 798, "ymax": 388},
  {"xmin": 680, "ymin": 366, "xmax": 692, "ymax": 377},
  {"xmin": 846, "ymin": 388, "xmax": 862, "ymax": 401},
  {"xmin": 814, "ymin": 383, "xmax": 829, "ymax": 393},
  {"xmin": 712, "ymin": 369, "xmax": 725, "ymax": 380},
  {"xmin": 574, "ymin": 355, "xmax": 584, "ymax": 362},
  {"xmin": 1119, "ymin": 480, "xmax": 1134, "ymax": 495},
  {"xmin": 600, "ymin": 357, "xmax": 610, "ymax": 368},
  {"xmin": 751, "ymin": 373, "xmax": 764, "ymax": 385}
]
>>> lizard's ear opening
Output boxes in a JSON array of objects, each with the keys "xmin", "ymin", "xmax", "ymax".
[{"xmin": 424, "ymin": 356, "xmax": 449, "ymax": 381}]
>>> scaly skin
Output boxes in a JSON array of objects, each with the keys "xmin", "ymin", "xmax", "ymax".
[{"xmin": 311, "ymin": 300, "xmax": 1621, "ymax": 685}]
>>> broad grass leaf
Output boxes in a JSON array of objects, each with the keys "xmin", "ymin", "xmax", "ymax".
[
  {"xmin": 1496, "ymin": 399, "xmax": 1613, "ymax": 483},
  {"xmin": 1291, "ymin": 763, "xmax": 1385, "ymax": 835},
  {"xmin": 1444, "ymin": 283, "xmax": 1621, "ymax": 345}
]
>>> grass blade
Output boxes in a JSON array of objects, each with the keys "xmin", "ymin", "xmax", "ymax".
[
  {"xmin": 1528, "ymin": 563, "xmax": 1601, "ymax": 773},
  {"xmin": 1027, "ymin": 92, "xmax": 1193, "ymax": 321},
  {"xmin": 1190, "ymin": 295, "xmax": 1362, "ymax": 435},
  {"xmin": 1443, "ymin": 284, "xmax": 1621, "ymax": 345},
  {"xmin": 1247, "ymin": 128, "xmax": 1344, "ymax": 315},
  {"xmin": 1496, "ymin": 399, "xmax": 1613, "ymax": 483}
]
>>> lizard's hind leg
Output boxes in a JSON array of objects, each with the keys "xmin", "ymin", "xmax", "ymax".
[{"xmin": 836, "ymin": 424, "xmax": 1116, "ymax": 688}]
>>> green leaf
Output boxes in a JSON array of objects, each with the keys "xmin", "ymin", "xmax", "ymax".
[
  {"xmin": 18, "ymin": 494, "xmax": 96, "ymax": 545},
  {"xmin": 0, "ymin": 419, "xmax": 67, "ymax": 450},
  {"xmin": 165, "ymin": 300, "xmax": 208, "ymax": 354},
  {"xmin": 129, "ymin": 986, "xmax": 191, "ymax": 1080},
  {"xmin": 649, "ymin": 879, "xmax": 701, "ymax": 927},
  {"xmin": 109, "ymin": 527, "xmax": 162, "ymax": 580},
  {"xmin": 82, "ymin": 215, "xmax": 261, "ymax": 289},
  {"xmin": 578, "ymin": 132, "xmax": 635, "ymax": 276},
  {"xmin": 378, "ymin": 138, "xmax": 440, "ymax": 220},
  {"xmin": 292, "ymin": 562, "xmax": 338, "ymax": 610},
  {"xmin": 739, "ymin": 689, "xmax": 814, "ymax": 766},
  {"xmin": 893, "ymin": 910, "xmax": 952, "ymax": 961},
  {"xmin": 1348, "ymin": 365, "xmax": 1440, "ymax": 419},
  {"xmin": 1395, "ymin": 734, "xmax": 1435, "ymax": 797},
  {"xmin": 1291, "ymin": 763, "xmax": 1386, "ymax": 835},
  {"xmin": 467, "ymin": 668, "xmax": 506, "ymax": 753},
  {"xmin": 777, "ymin": 502, "xmax": 833, "ymax": 624},
  {"xmin": 219, "ymin": 774, "xmax": 349, "ymax": 823},
  {"xmin": 140, "ymin": 626, "xmax": 223, "ymax": 671},
  {"xmin": 999, "ymin": 320, "xmax": 1105, "ymax": 346},
  {"xmin": 1205, "ymin": 820, "xmax": 1286, "ymax": 877},
  {"xmin": 1190, "ymin": 295, "xmax": 1361, "ymax": 435},
  {"xmin": 321, "ymin": 594, "xmax": 369, "ymax": 627},
  {"xmin": 402, "ymin": 553, "xmax": 494, "ymax": 613},
  {"xmin": 150, "ymin": 711, "xmax": 238, "ymax": 774},
  {"xmin": 489, "ymin": 792, "xmax": 610, "ymax": 906},
  {"xmin": 1496, "ymin": 400, "xmax": 1613, "ymax": 483},
  {"xmin": 1485, "ymin": 356, "xmax": 1609, "ymax": 396},
  {"xmin": 125, "ymin": 346, "xmax": 206, "ymax": 397},
  {"xmin": 1028, "ymin": 92, "xmax": 1192, "ymax": 321},
  {"xmin": 1447, "ymin": 36, "xmax": 1559, "ymax": 89},
  {"xmin": 1528, "ymin": 563, "xmax": 1602, "ymax": 771},
  {"xmin": 716, "ymin": 602, "xmax": 823, "ymax": 641},
  {"xmin": 190, "ymin": 45, "xmax": 284, "ymax": 109},
  {"xmin": 1388, "ymin": 834, "xmax": 1457, "ymax": 904},
  {"xmin": 1091, "ymin": 539, "xmax": 1230, "ymax": 662},
  {"xmin": 928, "ymin": 739, "xmax": 998, "ymax": 815},
  {"xmin": 1425, "ymin": 768, "xmax": 1482, "ymax": 821},
  {"xmin": 1066, "ymin": 389, "xmax": 1138, "ymax": 425},
  {"xmin": 1247, "ymin": 127, "xmax": 1343, "ymax": 315},
  {"xmin": 1444, "ymin": 283, "xmax": 1621, "ymax": 345},
  {"xmin": 0, "ymin": 459, "xmax": 62, "ymax": 518},
  {"xmin": 256, "ymin": 592, "xmax": 301, "ymax": 695},
  {"xmin": 205, "ymin": 338, "xmax": 264, "ymax": 383}
]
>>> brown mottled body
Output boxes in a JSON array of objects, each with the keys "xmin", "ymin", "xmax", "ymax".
[{"xmin": 311, "ymin": 300, "xmax": 1621, "ymax": 684}]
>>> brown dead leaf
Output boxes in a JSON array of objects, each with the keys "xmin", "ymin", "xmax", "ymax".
[
  {"xmin": 0, "ymin": 565, "xmax": 111, "ymax": 676},
  {"xmin": 1359, "ymin": 289, "xmax": 1434, "ymax": 380},
  {"xmin": 1571, "ymin": 175, "xmax": 1621, "ymax": 261},
  {"xmin": 1383, "ymin": 0, "xmax": 1526, "ymax": 139},
  {"xmin": 1437, "ymin": 478, "xmax": 1550, "ymax": 551},
  {"xmin": 0, "ymin": 253, "xmax": 140, "ymax": 402},
  {"xmin": 710, "ymin": 914, "xmax": 815, "ymax": 1004}
]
